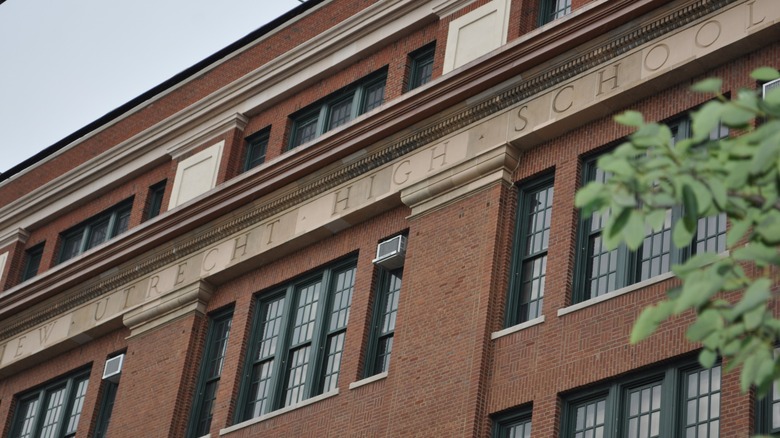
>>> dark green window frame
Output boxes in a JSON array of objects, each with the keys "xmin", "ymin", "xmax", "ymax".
[
  {"xmin": 237, "ymin": 258, "xmax": 357, "ymax": 422},
  {"xmin": 561, "ymin": 359, "xmax": 721, "ymax": 438},
  {"xmin": 188, "ymin": 308, "xmax": 233, "ymax": 438},
  {"xmin": 755, "ymin": 348, "xmax": 780, "ymax": 434},
  {"xmin": 92, "ymin": 380, "xmax": 117, "ymax": 438},
  {"xmin": 58, "ymin": 198, "xmax": 134, "ymax": 264},
  {"xmin": 406, "ymin": 42, "xmax": 435, "ymax": 92},
  {"xmin": 287, "ymin": 68, "xmax": 387, "ymax": 150},
  {"xmin": 365, "ymin": 267, "xmax": 403, "ymax": 377},
  {"xmin": 574, "ymin": 119, "xmax": 727, "ymax": 303},
  {"xmin": 145, "ymin": 180, "xmax": 166, "ymax": 221},
  {"xmin": 493, "ymin": 405, "xmax": 532, "ymax": 438},
  {"xmin": 10, "ymin": 368, "xmax": 91, "ymax": 438},
  {"xmin": 243, "ymin": 128, "xmax": 270, "ymax": 172},
  {"xmin": 21, "ymin": 242, "xmax": 44, "ymax": 282},
  {"xmin": 538, "ymin": 0, "xmax": 572, "ymax": 26},
  {"xmin": 507, "ymin": 175, "xmax": 553, "ymax": 326}
]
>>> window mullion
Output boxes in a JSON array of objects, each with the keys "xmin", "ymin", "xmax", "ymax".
[
  {"xmin": 306, "ymin": 269, "xmax": 332, "ymax": 398},
  {"xmin": 269, "ymin": 287, "xmax": 295, "ymax": 413},
  {"xmin": 315, "ymin": 106, "xmax": 328, "ymax": 137},
  {"xmin": 106, "ymin": 211, "xmax": 118, "ymax": 240},
  {"xmin": 351, "ymin": 88, "xmax": 363, "ymax": 118},
  {"xmin": 78, "ymin": 226, "xmax": 90, "ymax": 255},
  {"xmin": 52, "ymin": 377, "xmax": 74, "ymax": 438}
]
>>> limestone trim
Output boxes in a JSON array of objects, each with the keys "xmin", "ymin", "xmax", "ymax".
[
  {"xmin": 349, "ymin": 371, "xmax": 388, "ymax": 390},
  {"xmin": 432, "ymin": 0, "xmax": 480, "ymax": 18},
  {"xmin": 166, "ymin": 113, "xmax": 248, "ymax": 160},
  {"xmin": 0, "ymin": 228, "xmax": 30, "ymax": 249},
  {"xmin": 490, "ymin": 315, "xmax": 545, "ymax": 340},
  {"xmin": 123, "ymin": 280, "xmax": 214, "ymax": 338},
  {"xmin": 0, "ymin": 0, "xmax": 752, "ymax": 342},
  {"xmin": 557, "ymin": 272, "xmax": 675, "ymax": 317},
  {"xmin": 401, "ymin": 143, "xmax": 520, "ymax": 216}
]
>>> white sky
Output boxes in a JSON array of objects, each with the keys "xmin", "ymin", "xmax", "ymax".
[{"xmin": 0, "ymin": 0, "xmax": 303, "ymax": 173}]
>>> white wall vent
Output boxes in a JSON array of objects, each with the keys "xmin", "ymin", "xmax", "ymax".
[
  {"xmin": 102, "ymin": 354, "xmax": 125, "ymax": 383},
  {"xmin": 763, "ymin": 78, "xmax": 780, "ymax": 98},
  {"xmin": 373, "ymin": 235, "xmax": 407, "ymax": 270}
]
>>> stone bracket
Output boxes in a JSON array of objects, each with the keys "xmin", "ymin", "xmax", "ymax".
[{"xmin": 123, "ymin": 280, "xmax": 214, "ymax": 338}]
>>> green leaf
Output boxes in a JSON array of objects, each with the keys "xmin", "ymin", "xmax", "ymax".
[
  {"xmin": 750, "ymin": 133, "xmax": 780, "ymax": 175},
  {"xmin": 721, "ymin": 103, "xmax": 755, "ymax": 128},
  {"xmin": 672, "ymin": 252, "xmax": 721, "ymax": 277},
  {"xmin": 691, "ymin": 101, "xmax": 723, "ymax": 141},
  {"xmin": 699, "ymin": 349, "xmax": 718, "ymax": 369},
  {"xmin": 673, "ymin": 220, "xmax": 694, "ymax": 249},
  {"xmin": 623, "ymin": 210, "xmax": 645, "ymax": 250},
  {"xmin": 645, "ymin": 210, "xmax": 668, "ymax": 233},
  {"xmin": 681, "ymin": 184, "xmax": 699, "ymax": 228},
  {"xmin": 707, "ymin": 177, "xmax": 728, "ymax": 210},
  {"xmin": 765, "ymin": 86, "xmax": 780, "ymax": 107},
  {"xmin": 751, "ymin": 67, "xmax": 780, "ymax": 82},
  {"xmin": 598, "ymin": 155, "xmax": 634, "ymax": 177},
  {"xmin": 727, "ymin": 218, "xmax": 751, "ymax": 247},
  {"xmin": 615, "ymin": 111, "xmax": 644, "ymax": 127},
  {"xmin": 630, "ymin": 300, "xmax": 674, "ymax": 343},
  {"xmin": 756, "ymin": 210, "xmax": 780, "ymax": 244},
  {"xmin": 732, "ymin": 278, "xmax": 771, "ymax": 316},
  {"xmin": 691, "ymin": 78, "xmax": 723, "ymax": 94},
  {"xmin": 733, "ymin": 244, "xmax": 780, "ymax": 266},
  {"xmin": 686, "ymin": 309, "xmax": 722, "ymax": 341},
  {"xmin": 575, "ymin": 182, "xmax": 605, "ymax": 210},
  {"xmin": 743, "ymin": 304, "xmax": 766, "ymax": 331},
  {"xmin": 674, "ymin": 271, "xmax": 717, "ymax": 314}
]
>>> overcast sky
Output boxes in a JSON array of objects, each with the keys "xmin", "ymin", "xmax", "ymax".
[{"xmin": 0, "ymin": 0, "xmax": 302, "ymax": 173}]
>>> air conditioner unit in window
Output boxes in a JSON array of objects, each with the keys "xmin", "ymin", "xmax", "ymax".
[
  {"xmin": 763, "ymin": 78, "xmax": 780, "ymax": 98},
  {"xmin": 373, "ymin": 235, "xmax": 407, "ymax": 270},
  {"xmin": 102, "ymin": 354, "xmax": 125, "ymax": 383}
]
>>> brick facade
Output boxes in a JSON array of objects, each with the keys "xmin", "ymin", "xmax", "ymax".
[{"xmin": 0, "ymin": 0, "xmax": 776, "ymax": 436}]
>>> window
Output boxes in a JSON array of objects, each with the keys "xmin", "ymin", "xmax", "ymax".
[
  {"xmin": 243, "ymin": 129, "xmax": 269, "ymax": 172},
  {"xmin": 145, "ymin": 181, "xmax": 166, "ymax": 221},
  {"xmin": 574, "ymin": 120, "xmax": 727, "ymax": 303},
  {"xmin": 365, "ymin": 267, "xmax": 402, "ymax": 376},
  {"xmin": 288, "ymin": 69, "xmax": 387, "ymax": 149},
  {"xmin": 493, "ymin": 406, "xmax": 532, "ymax": 438},
  {"xmin": 188, "ymin": 308, "xmax": 233, "ymax": 438},
  {"xmin": 92, "ymin": 380, "xmax": 117, "ymax": 438},
  {"xmin": 755, "ymin": 349, "xmax": 780, "ymax": 434},
  {"xmin": 238, "ymin": 259, "xmax": 356, "ymax": 421},
  {"xmin": 10, "ymin": 369, "xmax": 90, "ymax": 438},
  {"xmin": 562, "ymin": 361, "xmax": 721, "ymax": 438},
  {"xmin": 538, "ymin": 0, "xmax": 572, "ymax": 26},
  {"xmin": 507, "ymin": 176, "xmax": 553, "ymax": 326},
  {"xmin": 407, "ymin": 43, "xmax": 435, "ymax": 91},
  {"xmin": 21, "ymin": 243, "xmax": 44, "ymax": 282},
  {"xmin": 58, "ymin": 199, "xmax": 133, "ymax": 264}
]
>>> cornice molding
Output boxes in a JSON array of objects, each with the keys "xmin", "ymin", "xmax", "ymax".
[
  {"xmin": 0, "ymin": 228, "xmax": 29, "ymax": 249},
  {"xmin": 167, "ymin": 113, "xmax": 248, "ymax": 159},
  {"xmin": 0, "ymin": 0, "xmax": 743, "ymax": 340},
  {"xmin": 432, "ymin": 0, "xmax": 480, "ymax": 18}
]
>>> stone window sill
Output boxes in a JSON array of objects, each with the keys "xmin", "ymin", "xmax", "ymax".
[
  {"xmin": 491, "ymin": 315, "xmax": 545, "ymax": 340},
  {"xmin": 349, "ymin": 371, "xmax": 388, "ymax": 390}
]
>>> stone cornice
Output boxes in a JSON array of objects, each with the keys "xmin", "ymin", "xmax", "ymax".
[
  {"xmin": 0, "ymin": 0, "xmax": 741, "ymax": 341},
  {"xmin": 167, "ymin": 113, "xmax": 248, "ymax": 159},
  {"xmin": 0, "ymin": 0, "xmax": 426, "ymax": 238},
  {"xmin": 0, "ymin": 228, "xmax": 29, "ymax": 250}
]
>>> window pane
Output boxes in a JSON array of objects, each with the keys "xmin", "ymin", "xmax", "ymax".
[
  {"xmin": 540, "ymin": 0, "xmax": 572, "ymax": 25},
  {"xmin": 362, "ymin": 81, "xmax": 385, "ymax": 112},
  {"xmin": 244, "ymin": 132, "xmax": 269, "ymax": 171},
  {"xmin": 640, "ymin": 210, "xmax": 672, "ymax": 281},
  {"xmin": 321, "ymin": 332, "xmax": 345, "ymax": 392},
  {"xmin": 64, "ymin": 377, "xmax": 89, "ymax": 435},
  {"xmin": 626, "ymin": 382, "xmax": 663, "ymax": 438},
  {"xmin": 291, "ymin": 282, "xmax": 321, "ymax": 346},
  {"xmin": 328, "ymin": 97, "xmax": 354, "ymax": 130},
  {"xmin": 39, "ymin": 385, "xmax": 67, "ymax": 438},
  {"xmin": 683, "ymin": 366, "xmax": 721, "ymax": 437},
  {"xmin": 695, "ymin": 213, "xmax": 726, "ymax": 255},
  {"xmin": 22, "ymin": 244, "xmax": 44, "ymax": 282},
  {"xmin": 573, "ymin": 398, "xmax": 607, "ymax": 437},
  {"xmin": 284, "ymin": 345, "xmax": 311, "ymax": 407},
  {"xmin": 60, "ymin": 232, "xmax": 84, "ymax": 262},
  {"xmin": 292, "ymin": 117, "xmax": 318, "ymax": 148},
  {"xmin": 93, "ymin": 381, "xmax": 118, "ymax": 438},
  {"xmin": 86, "ymin": 218, "xmax": 111, "ymax": 249},
  {"xmin": 14, "ymin": 397, "xmax": 39, "ymax": 438},
  {"xmin": 329, "ymin": 267, "xmax": 356, "ymax": 332},
  {"xmin": 190, "ymin": 312, "xmax": 232, "ymax": 437}
]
